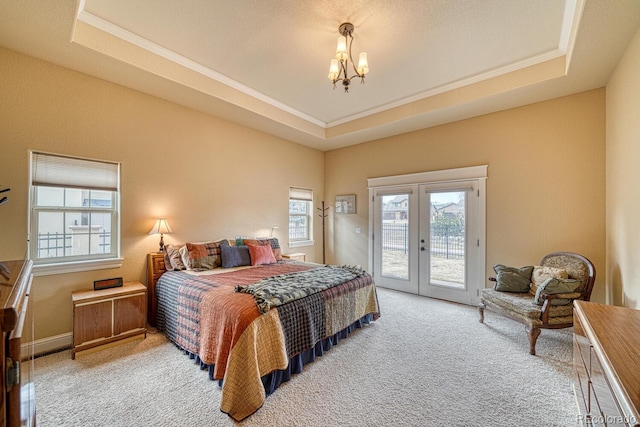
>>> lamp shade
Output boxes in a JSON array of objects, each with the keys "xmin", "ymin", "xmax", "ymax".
[
  {"xmin": 328, "ymin": 59, "xmax": 340, "ymax": 80},
  {"xmin": 149, "ymin": 218, "xmax": 172, "ymax": 235},
  {"xmin": 335, "ymin": 36, "xmax": 347, "ymax": 61},
  {"xmin": 357, "ymin": 52, "xmax": 369, "ymax": 75}
]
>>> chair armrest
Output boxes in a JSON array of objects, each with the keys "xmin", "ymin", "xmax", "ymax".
[
  {"xmin": 539, "ymin": 292, "xmax": 582, "ymax": 323},
  {"xmin": 540, "ymin": 292, "xmax": 581, "ymax": 300}
]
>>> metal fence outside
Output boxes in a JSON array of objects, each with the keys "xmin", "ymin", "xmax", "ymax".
[
  {"xmin": 381, "ymin": 222, "xmax": 464, "ymax": 259},
  {"xmin": 37, "ymin": 231, "xmax": 111, "ymax": 258}
]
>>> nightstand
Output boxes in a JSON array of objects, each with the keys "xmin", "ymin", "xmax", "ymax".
[
  {"xmin": 72, "ymin": 282, "xmax": 147, "ymax": 359},
  {"xmin": 282, "ymin": 252, "xmax": 306, "ymax": 262},
  {"xmin": 147, "ymin": 252, "xmax": 166, "ymax": 326}
]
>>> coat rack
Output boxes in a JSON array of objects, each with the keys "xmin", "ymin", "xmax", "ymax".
[
  {"xmin": 317, "ymin": 201, "xmax": 329, "ymax": 264},
  {"xmin": 0, "ymin": 188, "xmax": 9, "ymax": 206}
]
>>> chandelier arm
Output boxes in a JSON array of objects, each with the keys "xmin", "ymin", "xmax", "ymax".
[
  {"xmin": 346, "ymin": 32, "xmax": 362, "ymax": 77},
  {"xmin": 340, "ymin": 59, "xmax": 349, "ymax": 81}
]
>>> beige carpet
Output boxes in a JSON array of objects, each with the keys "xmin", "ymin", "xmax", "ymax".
[{"xmin": 34, "ymin": 288, "xmax": 578, "ymax": 426}]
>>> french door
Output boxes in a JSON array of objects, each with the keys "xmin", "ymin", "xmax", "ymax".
[{"xmin": 369, "ymin": 167, "xmax": 486, "ymax": 306}]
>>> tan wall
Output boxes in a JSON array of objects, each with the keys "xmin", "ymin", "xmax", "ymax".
[
  {"xmin": 606, "ymin": 28, "xmax": 640, "ymax": 309},
  {"xmin": 325, "ymin": 89, "xmax": 606, "ymax": 302},
  {"xmin": 0, "ymin": 48, "xmax": 324, "ymax": 341}
]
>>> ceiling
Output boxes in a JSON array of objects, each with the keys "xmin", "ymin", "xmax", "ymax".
[{"xmin": 1, "ymin": 0, "xmax": 639, "ymax": 151}]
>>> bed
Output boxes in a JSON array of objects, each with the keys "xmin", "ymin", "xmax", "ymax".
[{"xmin": 147, "ymin": 238, "xmax": 380, "ymax": 421}]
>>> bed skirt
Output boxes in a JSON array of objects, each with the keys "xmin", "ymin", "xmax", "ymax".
[{"xmin": 181, "ymin": 312, "xmax": 375, "ymax": 397}]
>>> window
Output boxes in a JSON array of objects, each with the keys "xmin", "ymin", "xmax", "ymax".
[
  {"xmin": 29, "ymin": 152, "xmax": 121, "ymax": 273},
  {"xmin": 288, "ymin": 187, "xmax": 313, "ymax": 247}
]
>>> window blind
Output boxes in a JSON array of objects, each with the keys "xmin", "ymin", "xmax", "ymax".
[
  {"xmin": 31, "ymin": 152, "xmax": 119, "ymax": 191},
  {"xmin": 289, "ymin": 187, "xmax": 313, "ymax": 201}
]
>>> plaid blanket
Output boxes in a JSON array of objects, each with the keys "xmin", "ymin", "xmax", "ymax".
[{"xmin": 235, "ymin": 265, "xmax": 366, "ymax": 313}]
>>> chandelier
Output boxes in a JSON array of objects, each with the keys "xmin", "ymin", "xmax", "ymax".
[{"xmin": 328, "ymin": 22, "xmax": 369, "ymax": 92}]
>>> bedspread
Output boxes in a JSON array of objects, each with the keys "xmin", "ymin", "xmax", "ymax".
[{"xmin": 155, "ymin": 262, "xmax": 379, "ymax": 421}]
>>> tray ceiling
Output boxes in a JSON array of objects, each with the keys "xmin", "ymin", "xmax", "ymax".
[{"xmin": 1, "ymin": 0, "xmax": 640, "ymax": 150}]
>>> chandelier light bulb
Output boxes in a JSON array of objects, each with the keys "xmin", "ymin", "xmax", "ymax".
[
  {"xmin": 328, "ymin": 59, "xmax": 340, "ymax": 80},
  {"xmin": 335, "ymin": 36, "xmax": 348, "ymax": 60},
  {"xmin": 357, "ymin": 52, "xmax": 369, "ymax": 75}
]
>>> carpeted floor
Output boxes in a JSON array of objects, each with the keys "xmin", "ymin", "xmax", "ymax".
[{"xmin": 34, "ymin": 288, "xmax": 579, "ymax": 426}]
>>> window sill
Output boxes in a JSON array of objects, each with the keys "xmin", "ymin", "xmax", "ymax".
[
  {"xmin": 288, "ymin": 240, "xmax": 314, "ymax": 248},
  {"xmin": 33, "ymin": 258, "xmax": 123, "ymax": 277}
]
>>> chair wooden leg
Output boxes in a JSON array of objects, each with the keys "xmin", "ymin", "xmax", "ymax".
[
  {"xmin": 478, "ymin": 302, "xmax": 485, "ymax": 323},
  {"xmin": 526, "ymin": 326, "xmax": 541, "ymax": 355}
]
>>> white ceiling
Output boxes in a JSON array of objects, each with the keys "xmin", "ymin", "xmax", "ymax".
[{"xmin": 1, "ymin": 1, "xmax": 640, "ymax": 151}]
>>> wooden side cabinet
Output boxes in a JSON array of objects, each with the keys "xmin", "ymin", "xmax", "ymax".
[
  {"xmin": 282, "ymin": 252, "xmax": 306, "ymax": 262},
  {"xmin": 72, "ymin": 282, "xmax": 147, "ymax": 359}
]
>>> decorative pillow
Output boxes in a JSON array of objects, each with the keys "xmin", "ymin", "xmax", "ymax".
[
  {"xmin": 235, "ymin": 236, "xmax": 251, "ymax": 246},
  {"xmin": 534, "ymin": 277, "xmax": 581, "ymax": 306},
  {"xmin": 184, "ymin": 240, "xmax": 228, "ymax": 270},
  {"xmin": 247, "ymin": 243, "xmax": 277, "ymax": 266},
  {"xmin": 531, "ymin": 266, "xmax": 569, "ymax": 295},
  {"xmin": 492, "ymin": 264, "xmax": 534, "ymax": 293},
  {"xmin": 164, "ymin": 244, "xmax": 186, "ymax": 271},
  {"xmin": 244, "ymin": 238, "xmax": 283, "ymax": 261},
  {"xmin": 220, "ymin": 244, "xmax": 252, "ymax": 268},
  {"xmin": 179, "ymin": 244, "xmax": 191, "ymax": 269}
]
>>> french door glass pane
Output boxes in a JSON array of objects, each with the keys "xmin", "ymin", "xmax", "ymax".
[
  {"xmin": 381, "ymin": 194, "xmax": 409, "ymax": 280},
  {"xmin": 429, "ymin": 191, "xmax": 465, "ymax": 288}
]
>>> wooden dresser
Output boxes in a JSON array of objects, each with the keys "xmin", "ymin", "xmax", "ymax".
[
  {"xmin": 0, "ymin": 259, "xmax": 35, "ymax": 427},
  {"xmin": 573, "ymin": 300, "xmax": 640, "ymax": 426}
]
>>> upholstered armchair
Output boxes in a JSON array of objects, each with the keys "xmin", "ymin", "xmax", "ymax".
[{"xmin": 478, "ymin": 252, "xmax": 596, "ymax": 355}]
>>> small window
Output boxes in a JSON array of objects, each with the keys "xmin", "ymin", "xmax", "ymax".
[
  {"xmin": 29, "ymin": 152, "xmax": 121, "ymax": 272},
  {"xmin": 289, "ymin": 187, "xmax": 313, "ymax": 247}
]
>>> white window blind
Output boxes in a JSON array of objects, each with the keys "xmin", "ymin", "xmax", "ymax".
[
  {"xmin": 289, "ymin": 187, "xmax": 313, "ymax": 201},
  {"xmin": 32, "ymin": 152, "xmax": 119, "ymax": 191}
]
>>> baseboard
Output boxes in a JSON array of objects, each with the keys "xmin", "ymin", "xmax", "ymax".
[{"xmin": 26, "ymin": 333, "xmax": 73, "ymax": 357}]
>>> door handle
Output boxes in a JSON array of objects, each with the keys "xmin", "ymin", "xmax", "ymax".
[{"xmin": 420, "ymin": 247, "xmax": 426, "ymax": 251}]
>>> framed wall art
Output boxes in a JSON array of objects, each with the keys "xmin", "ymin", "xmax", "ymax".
[{"xmin": 335, "ymin": 194, "xmax": 356, "ymax": 214}]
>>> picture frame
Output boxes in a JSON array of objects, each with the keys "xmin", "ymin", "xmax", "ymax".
[
  {"xmin": 94, "ymin": 277, "xmax": 123, "ymax": 291},
  {"xmin": 335, "ymin": 194, "xmax": 356, "ymax": 214}
]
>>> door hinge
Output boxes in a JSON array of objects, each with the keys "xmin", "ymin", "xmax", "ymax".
[{"xmin": 6, "ymin": 357, "xmax": 19, "ymax": 391}]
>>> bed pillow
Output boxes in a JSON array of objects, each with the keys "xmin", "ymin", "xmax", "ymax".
[
  {"xmin": 531, "ymin": 265, "xmax": 569, "ymax": 294},
  {"xmin": 220, "ymin": 244, "xmax": 252, "ymax": 268},
  {"xmin": 534, "ymin": 277, "xmax": 581, "ymax": 306},
  {"xmin": 235, "ymin": 236, "xmax": 251, "ymax": 246},
  {"xmin": 247, "ymin": 243, "xmax": 277, "ymax": 266},
  {"xmin": 185, "ymin": 240, "xmax": 228, "ymax": 270},
  {"xmin": 492, "ymin": 264, "xmax": 533, "ymax": 293},
  {"xmin": 164, "ymin": 244, "xmax": 186, "ymax": 270},
  {"xmin": 244, "ymin": 238, "xmax": 283, "ymax": 261}
]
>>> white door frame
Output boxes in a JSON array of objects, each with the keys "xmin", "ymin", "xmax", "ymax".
[{"xmin": 368, "ymin": 165, "xmax": 487, "ymax": 305}]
